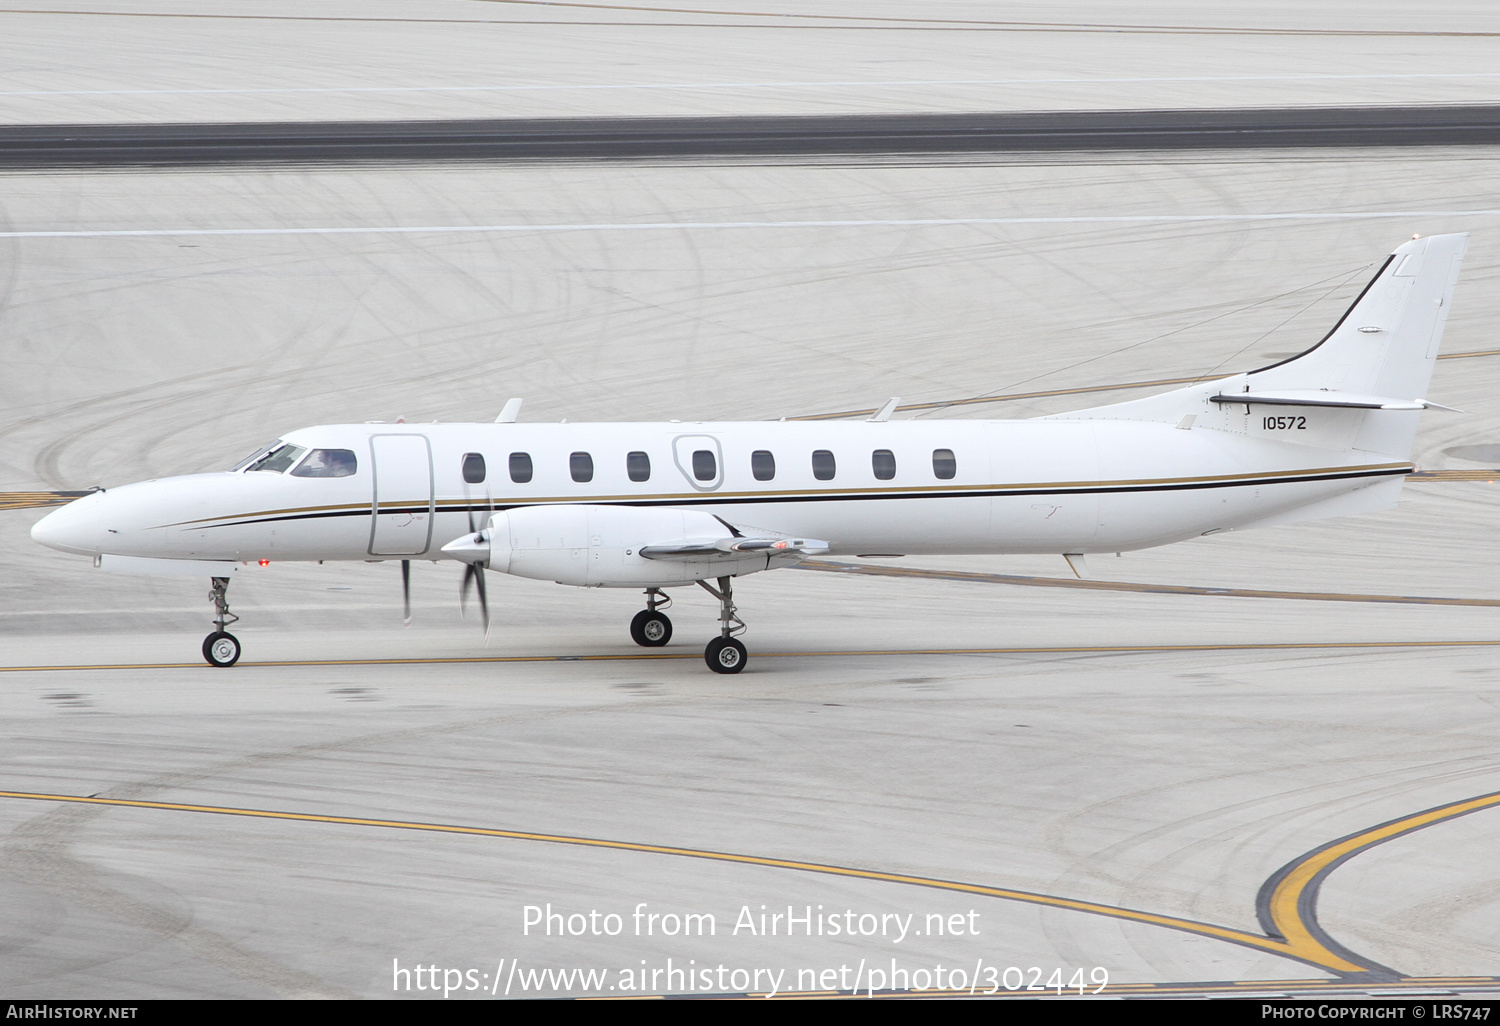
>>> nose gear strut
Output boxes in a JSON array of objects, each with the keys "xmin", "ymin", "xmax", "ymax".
[
  {"xmin": 202, "ymin": 575, "xmax": 241, "ymax": 667},
  {"xmin": 629, "ymin": 587, "xmax": 674, "ymax": 647}
]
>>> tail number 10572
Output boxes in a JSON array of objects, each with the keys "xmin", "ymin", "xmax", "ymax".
[{"xmin": 1262, "ymin": 415, "xmax": 1307, "ymax": 430}]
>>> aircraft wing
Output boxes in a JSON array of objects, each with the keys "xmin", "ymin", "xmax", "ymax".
[{"xmin": 638, "ymin": 536, "xmax": 830, "ymax": 559}]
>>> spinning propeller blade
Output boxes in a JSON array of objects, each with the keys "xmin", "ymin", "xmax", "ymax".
[
  {"xmin": 460, "ymin": 561, "xmax": 490, "ymax": 635},
  {"xmin": 455, "ymin": 481, "xmax": 492, "ymax": 636}
]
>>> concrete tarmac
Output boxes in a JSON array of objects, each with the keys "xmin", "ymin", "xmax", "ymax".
[
  {"xmin": 3, "ymin": 1, "xmax": 1500, "ymax": 1002},
  {"xmin": 4, "ymin": 1, "xmax": 1500, "ymax": 124}
]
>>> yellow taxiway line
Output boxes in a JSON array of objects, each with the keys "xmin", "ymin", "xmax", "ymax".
[
  {"xmin": 8, "ymin": 637, "xmax": 1500, "ymax": 674},
  {"xmin": 1262, "ymin": 790, "xmax": 1500, "ymax": 973},
  {"xmin": 798, "ymin": 559, "xmax": 1500, "ymax": 607},
  {"xmin": 750, "ymin": 976, "xmax": 1500, "ymax": 999},
  {"xmin": 0, "ymin": 791, "xmax": 1374, "ymax": 974},
  {"xmin": 1410, "ymin": 469, "xmax": 1500, "ymax": 481},
  {"xmin": 0, "ymin": 490, "xmax": 93, "ymax": 511},
  {"xmin": 3, "ymin": 786, "xmax": 1498, "ymax": 978}
]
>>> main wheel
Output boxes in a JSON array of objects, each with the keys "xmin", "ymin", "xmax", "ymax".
[
  {"xmin": 705, "ymin": 636, "xmax": 747, "ymax": 674},
  {"xmin": 203, "ymin": 631, "xmax": 241, "ymax": 667},
  {"xmin": 630, "ymin": 609, "xmax": 673, "ymax": 647}
]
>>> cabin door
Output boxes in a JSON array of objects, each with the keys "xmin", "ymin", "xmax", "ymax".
[
  {"xmin": 671, "ymin": 434, "xmax": 724, "ymax": 491},
  {"xmin": 368, "ymin": 434, "xmax": 434, "ymax": 556}
]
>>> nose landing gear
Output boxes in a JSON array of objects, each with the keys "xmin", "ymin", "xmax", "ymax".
[
  {"xmin": 202, "ymin": 575, "xmax": 241, "ymax": 667},
  {"xmin": 629, "ymin": 587, "xmax": 673, "ymax": 647}
]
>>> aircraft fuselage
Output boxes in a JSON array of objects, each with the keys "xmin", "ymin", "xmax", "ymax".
[{"xmin": 33, "ymin": 416, "xmax": 1409, "ymax": 569}]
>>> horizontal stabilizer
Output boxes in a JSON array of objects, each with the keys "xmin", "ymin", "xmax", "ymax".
[{"xmin": 1209, "ymin": 390, "xmax": 1424, "ymax": 410}]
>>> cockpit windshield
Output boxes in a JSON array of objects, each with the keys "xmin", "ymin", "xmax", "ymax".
[
  {"xmin": 291, "ymin": 449, "xmax": 358, "ymax": 478},
  {"xmin": 230, "ymin": 442, "xmax": 278, "ymax": 472},
  {"xmin": 244, "ymin": 443, "xmax": 308, "ymax": 474}
]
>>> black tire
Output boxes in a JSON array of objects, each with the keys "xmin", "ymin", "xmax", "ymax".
[
  {"xmin": 629, "ymin": 610, "xmax": 672, "ymax": 647},
  {"xmin": 705, "ymin": 636, "xmax": 747, "ymax": 674},
  {"xmin": 203, "ymin": 631, "xmax": 241, "ymax": 667}
]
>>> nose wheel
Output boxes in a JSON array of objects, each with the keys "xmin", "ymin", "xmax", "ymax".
[
  {"xmin": 629, "ymin": 587, "xmax": 673, "ymax": 647},
  {"xmin": 203, "ymin": 631, "xmax": 241, "ymax": 667},
  {"xmin": 630, "ymin": 609, "xmax": 673, "ymax": 647},
  {"xmin": 203, "ymin": 575, "xmax": 241, "ymax": 667}
]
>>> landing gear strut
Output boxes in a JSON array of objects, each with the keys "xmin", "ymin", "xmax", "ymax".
[
  {"xmin": 698, "ymin": 576, "xmax": 747, "ymax": 674},
  {"xmin": 202, "ymin": 575, "xmax": 241, "ymax": 667},
  {"xmin": 629, "ymin": 587, "xmax": 673, "ymax": 647}
]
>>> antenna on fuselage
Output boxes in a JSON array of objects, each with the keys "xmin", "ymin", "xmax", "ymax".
[
  {"xmin": 495, "ymin": 398, "xmax": 523, "ymax": 424},
  {"xmin": 867, "ymin": 397, "xmax": 901, "ymax": 423}
]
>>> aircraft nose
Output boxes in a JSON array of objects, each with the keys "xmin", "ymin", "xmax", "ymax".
[{"xmin": 31, "ymin": 491, "xmax": 109, "ymax": 556}]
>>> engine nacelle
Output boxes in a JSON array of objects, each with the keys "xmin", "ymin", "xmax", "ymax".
[{"xmin": 477, "ymin": 505, "xmax": 786, "ymax": 587}]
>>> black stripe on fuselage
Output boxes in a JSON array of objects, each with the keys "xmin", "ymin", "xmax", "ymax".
[{"xmin": 183, "ymin": 465, "xmax": 1409, "ymax": 531}]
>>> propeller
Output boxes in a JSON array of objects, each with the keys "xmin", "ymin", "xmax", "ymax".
[
  {"xmin": 401, "ymin": 559, "xmax": 411, "ymax": 626},
  {"xmin": 454, "ymin": 484, "xmax": 493, "ymax": 638},
  {"xmin": 460, "ymin": 559, "xmax": 490, "ymax": 635}
]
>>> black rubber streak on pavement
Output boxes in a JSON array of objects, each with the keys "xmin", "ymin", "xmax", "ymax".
[{"xmin": 5, "ymin": 106, "xmax": 1500, "ymax": 167}]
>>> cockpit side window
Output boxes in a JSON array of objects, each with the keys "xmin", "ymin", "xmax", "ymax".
[
  {"xmin": 245, "ymin": 443, "xmax": 308, "ymax": 474},
  {"xmin": 291, "ymin": 449, "xmax": 358, "ymax": 478}
]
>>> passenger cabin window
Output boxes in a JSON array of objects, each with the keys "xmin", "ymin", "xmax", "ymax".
[
  {"xmin": 627, "ymin": 451, "xmax": 651, "ymax": 482},
  {"xmin": 570, "ymin": 451, "xmax": 594, "ymax": 483},
  {"xmin": 509, "ymin": 452, "xmax": 533, "ymax": 484},
  {"xmin": 751, "ymin": 450, "xmax": 776, "ymax": 481},
  {"xmin": 245, "ymin": 443, "xmax": 307, "ymax": 474},
  {"xmin": 461, "ymin": 452, "xmax": 486, "ymax": 484},
  {"xmin": 932, "ymin": 448, "xmax": 957, "ymax": 480},
  {"xmin": 691, "ymin": 449, "xmax": 716, "ymax": 482},
  {"xmin": 291, "ymin": 449, "xmax": 358, "ymax": 478},
  {"xmin": 812, "ymin": 449, "xmax": 836, "ymax": 481},
  {"xmin": 872, "ymin": 449, "xmax": 896, "ymax": 481}
]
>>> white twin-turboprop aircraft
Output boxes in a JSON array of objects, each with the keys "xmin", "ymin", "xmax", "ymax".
[{"xmin": 31, "ymin": 234, "xmax": 1467, "ymax": 673}]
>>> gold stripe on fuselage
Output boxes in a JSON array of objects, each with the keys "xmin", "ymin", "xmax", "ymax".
[{"xmin": 160, "ymin": 462, "xmax": 1411, "ymax": 530}]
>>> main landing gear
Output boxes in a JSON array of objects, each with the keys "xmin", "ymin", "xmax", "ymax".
[
  {"xmin": 625, "ymin": 580, "xmax": 748, "ymax": 673},
  {"xmin": 202, "ymin": 575, "xmax": 241, "ymax": 667},
  {"xmin": 698, "ymin": 576, "xmax": 747, "ymax": 675}
]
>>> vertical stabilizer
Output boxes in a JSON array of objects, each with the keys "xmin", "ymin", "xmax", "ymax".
[
  {"xmin": 1045, "ymin": 234, "xmax": 1469, "ymax": 461},
  {"xmin": 1247, "ymin": 233, "xmax": 1466, "ymax": 399}
]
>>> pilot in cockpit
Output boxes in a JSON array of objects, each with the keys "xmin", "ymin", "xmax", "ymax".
[{"xmin": 292, "ymin": 448, "xmax": 358, "ymax": 478}]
